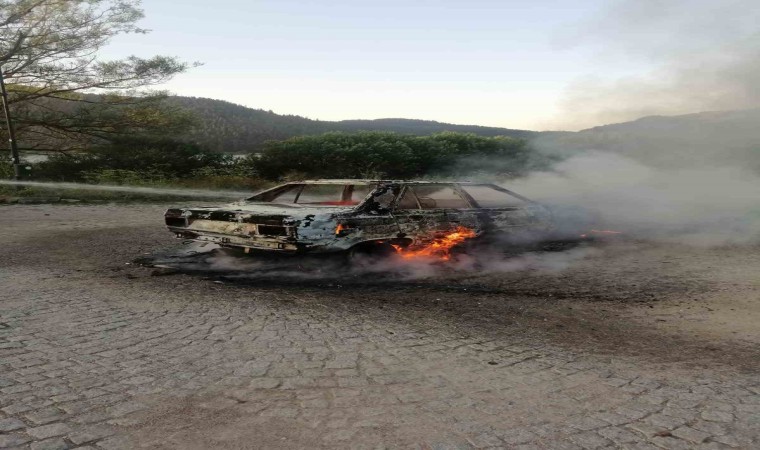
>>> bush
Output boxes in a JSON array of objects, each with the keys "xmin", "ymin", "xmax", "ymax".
[
  {"xmin": 0, "ymin": 161, "xmax": 13, "ymax": 179},
  {"xmin": 13, "ymin": 131, "xmax": 554, "ymax": 200},
  {"xmin": 173, "ymin": 175, "xmax": 269, "ymax": 192},
  {"xmin": 252, "ymin": 131, "xmax": 551, "ymax": 180},
  {"xmin": 34, "ymin": 136, "xmax": 238, "ymax": 182},
  {"xmin": 81, "ymin": 168, "xmax": 172, "ymax": 185}
]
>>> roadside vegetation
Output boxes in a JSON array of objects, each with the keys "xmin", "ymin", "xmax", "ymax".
[
  {"xmin": 254, "ymin": 131, "xmax": 549, "ymax": 180},
  {"xmin": 1, "ymin": 131, "xmax": 553, "ymax": 201}
]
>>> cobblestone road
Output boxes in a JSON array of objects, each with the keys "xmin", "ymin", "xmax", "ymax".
[{"xmin": 1, "ymin": 205, "xmax": 758, "ymax": 449}]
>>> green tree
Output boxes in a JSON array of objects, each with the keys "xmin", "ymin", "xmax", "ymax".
[
  {"xmin": 0, "ymin": 0, "xmax": 197, "ymax": 152},
  {"xmin": 35, "ymin": 136, "xmax": 232, "ymax": 181},
  {"xmin": 427, "ymin": 132, "xmax": 540, "ymax": 177},
  {"xmin": 252, "ymin": 131, "xmax": 546, "ymax": 180}
]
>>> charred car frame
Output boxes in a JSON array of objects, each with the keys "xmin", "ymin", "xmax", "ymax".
[{"xmin": 164, "ymin": 180, "xmax": 553, "ymax": 256}]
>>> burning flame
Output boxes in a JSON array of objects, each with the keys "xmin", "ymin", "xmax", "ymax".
[
  {"xmin": 580, "ymin": 229, "xmax": 623, "ymax": 238},
  {"xmin": 392, "ymin": 226, "xmax": 477, "ymax": 261}
]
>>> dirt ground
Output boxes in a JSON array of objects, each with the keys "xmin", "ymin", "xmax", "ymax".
[{"xmin": 0, "ymin": 204, "xmax": 758, "ymax": 449}]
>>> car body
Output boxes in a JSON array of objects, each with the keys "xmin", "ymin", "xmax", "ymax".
[{"xmin": 164, "ymin": 180, "xmax": 553, "ymax": 255}]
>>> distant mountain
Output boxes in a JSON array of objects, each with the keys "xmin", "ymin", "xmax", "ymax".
[
  {"xmin": 335, "ymin": 118, "xmax": 537, "ymax": 139},
  {"xmin": 168, "ymin": 96, "xmax": 538, "ymax": 153},
  {"xmin": 20, "ymin": 92, "xmax": 760, "ymax": 172},
  {"xmin": 169, "ymin": 96, "xmax": 760, "ymax": 171},
  {"xmin": 532, "ymin": 108, "xmax": 760, "ymax": 171}
]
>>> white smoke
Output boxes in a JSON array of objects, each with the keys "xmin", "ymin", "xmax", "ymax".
[
  {"xmin": 449, "ymin": 245, "xmax": 600, "ymax": 274},
  {"xmin": 152, "ymin": 241, "xmax": 601, "ymax": 282},
  {"xmin": 508, "ymin": 151, "xmax": 760, "ymax": 246},
  {"xmin": 513, "ymin": 0, "xmax": 760, "ymax": 246},
  {"xmin": 545, "ymin": 0, "xmax": 760, "ymax": 130}
]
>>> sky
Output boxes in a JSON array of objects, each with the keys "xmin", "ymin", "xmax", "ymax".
[{"xmin": 102, "ymin": 0, "xmax": 760, "ymax": 131}]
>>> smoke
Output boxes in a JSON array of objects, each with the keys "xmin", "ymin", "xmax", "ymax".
[
  {"xmin": 447, "ymin": 245, "xmax": 600, "ymax": 275},
  {"xmin": 211, "ymin": 250, "xmax": 597, "ymax": 282},
  {"xmin": 0, "ymin": 180, "xmax": 252, "ymax": 199},
  {"xmin": 506, "ymin": 0, "xmax": 760, "ymax": 246},
  {"xmin": 545, "ymin": 0, "xmax": 760, "ymax": 130},
  {"xmin": 144, "ymin": 241, "xmax": 600, "ymax": 283},
  {"xmin": 507, "ymin": 151, "xmax": 760, "ymax": 246}
]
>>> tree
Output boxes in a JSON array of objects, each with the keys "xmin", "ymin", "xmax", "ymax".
[
  {"xmin": 0, "ymin": 0, "xmax": 196, "ymax": 152},
  {"xmin": 34, "ymin": 135, "xmax": 234, "ymax": 181},
  {"xmin": 252, "ymin": 131, "xmax": 547, "ymax": 181}
]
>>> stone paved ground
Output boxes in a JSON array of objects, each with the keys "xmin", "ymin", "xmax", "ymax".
[{"xmin": 1, "ymin": 205, "xmax": 759, "ymax": 449}]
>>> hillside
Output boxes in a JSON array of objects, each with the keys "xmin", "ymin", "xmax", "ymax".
[
  {"xmin": 17, "ymin": 93, "xmax": 760, "ymax": 171},
  {"xmin": 532, "ymin": 108, "xmax": 760, "ymax": 171},
  {"xmin": 335, "ymin": 118, "xmax": 536, "ymax": 139},
  {"xmin": 168, "ymin": 96, "xmax": 538, "ymax": 153}
]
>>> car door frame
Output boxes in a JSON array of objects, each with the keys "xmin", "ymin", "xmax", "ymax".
[
  {"xmin": 390, "ymin": 183, "xmax": 481, "ymax": 247},
  {"xmin": 457, "ymin": 183, "xmax": 550, "ymax": 235}
]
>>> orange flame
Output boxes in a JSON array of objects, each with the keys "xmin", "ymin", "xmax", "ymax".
[{"xmin": 392, "ymin": 226, "xmax": 477, "ymax": 261}]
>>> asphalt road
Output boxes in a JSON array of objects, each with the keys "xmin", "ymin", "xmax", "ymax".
[{"xmin": 1, "ymin": 204, "xmax": 759, "ymax": 449}]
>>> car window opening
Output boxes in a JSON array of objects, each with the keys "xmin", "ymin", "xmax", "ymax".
[
  {"xmin": 249, "ymin": 183, "xmax": 374, "ymax": 206},
  {"xmin": 462, "ymin": 185, "xmax": 526, "ymax": 208},
  {"xmin": 397, "ymin": 185, "xmax": 469, "ymax": 210}
]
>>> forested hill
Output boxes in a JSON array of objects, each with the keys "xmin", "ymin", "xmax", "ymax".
[
  {"xmin": 167, "ymin": 96, "xmax": 538, "ymax": 153},
  {"xmin": 334, "ymin": 118, "xmax": 537, "ymax": 139},
  {"xmin": 532, "ymin": 108, "xmax": 760, "ymax": 171}
]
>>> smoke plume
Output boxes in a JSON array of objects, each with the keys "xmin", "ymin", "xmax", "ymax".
[
  {"xmin": 507, "ymin": 151, "xmax": 760, "ymax": 246},
  {"xmin": 505, "ymin": 0, "xmax": 760, "ymax": 246},
  {"xmin": 546, "ymin": 0, "xmax": 760, "ymax": 130}
]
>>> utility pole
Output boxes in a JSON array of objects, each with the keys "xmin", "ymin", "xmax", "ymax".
[{"xmin": 0, "ymin": 64, "xmax": 21, "ymax": 181}]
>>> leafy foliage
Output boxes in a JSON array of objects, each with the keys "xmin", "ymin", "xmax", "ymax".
[
  {"xmin": 34, "ymin": 136, "xmax": 235, "ymax": 181},
  {"xmin": 0, "ymin": 0, "xmax": 195, "ymax": 151},
  {"xmin": 252, "ymin": 131, "xmax": 551, "ymax": 180},
  {"xmin": 29, "ymin": 131, "xmax": 552, "ymax": 188},
  {"xmin": 0, "ymin": 161, "xmax": 12, "ymax": 178}
]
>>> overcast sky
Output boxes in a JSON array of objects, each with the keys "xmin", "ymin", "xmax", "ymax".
[{"xmin": 103, "ymin": 0, "xmax": 759, "ymax": 131}]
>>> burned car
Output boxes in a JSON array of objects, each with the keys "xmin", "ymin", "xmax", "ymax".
[{"xmin": 164, "ymin": 180, "xmax": 553, "ymax": 258}]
